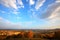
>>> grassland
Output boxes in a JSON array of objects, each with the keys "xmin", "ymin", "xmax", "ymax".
[{"xmin": 0, "ymin": 29, "xmax": 60, "ymax": 40}]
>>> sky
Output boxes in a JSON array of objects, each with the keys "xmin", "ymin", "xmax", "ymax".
[{"xmin": 0, "ymin": 0, "xmax": 60, "ymax": 29}]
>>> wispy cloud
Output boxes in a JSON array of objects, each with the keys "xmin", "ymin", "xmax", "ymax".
[
  {"xmin": 10, "ymin": 10, "xmax": 20, "ymax": 15},
  {"xmin": 37, "ymin": 1, "xmax": 60, "ymax": 19},
  {"xmin": 0, "ymin": 17, "xmax": 22, "ymax": 29},
  {"xmin": 17, "ymin": 0, "xmax": 24, "ymax": 8},
  {"xmin": 56, "ymin": 0, "xmax": 60, "ymax": 3},
  {"xmin": 29, "ymin": 0, "xmax": 35, "ymax": 5},
  {"xmin": 46, "ymin": 2, "xmax": 60, "ymax": 28},
  {"xmin": 48, "ymin": 7, "xmax": 60, "ymax": 19},
  {"xmin": 0, "ymin": 17, "xmax": 34, "ymax": 29},
  {"xmin": 0, "ymin": 0, "xmax": 60, "ymax": 29},
  {"xmin": 0, "ymin": 0, "xmax": 24, "ymax": 9},
  {"xmin": 46, "ymin": 2, "xmax": 60, "ymax": 21},
  {"xmin": 35, "ymin": 0, "xmax": 46, "ymax": 10},
  {"xmin": 34, "ymin": 0, "xmax": 60, "ymax": 28},
  {"xmin": 0, "ymin": 0, "xmax": 17, "ymax": 9}
]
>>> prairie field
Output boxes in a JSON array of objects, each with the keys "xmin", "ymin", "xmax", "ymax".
[{"xmin": 0, "ymin": 29, "xmax": 60, "ymax": 40}]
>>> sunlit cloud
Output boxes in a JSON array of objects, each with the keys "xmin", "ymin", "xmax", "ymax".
[
  {"xmin": 35, "ymin": 0, "xmax": 46, "ymax": 10},
  {"xmin": 56, "ymin": 0, "xmax": 60, "ymax": 3},
  {"xmin": 17, "ymin": 0, "xmax": 24, "ymax": 8},
  {"xmin": 29, "ymin": 0, "xmax": 35, "ymax": 5},
  {"xmin": 11, "ymin": 11, "xmax": 20, "ymax": 15},
  {"xmin": 0, "ymin": 0, "xmax": 24, "ymax": 9},
  {"xmin": 33, "ymin": 0, "xmax": 60, "ymax": 29},
  {"xmin": 0, "ymin": 0, "xmax": 60, "ymax": 29},
  {"xmin": 36, "ymin": 1, "xmax": 60, "ymax": 19},
  {"xmin": 0, "ymin": 17, "xmax": 22, "ymax": 29},
  {"xmin": 48, "ymin": 7, "xmax": 60, "ymax": 19}
]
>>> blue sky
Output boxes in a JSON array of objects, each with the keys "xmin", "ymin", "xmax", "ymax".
[{"xmin": 0, "ymin": 0, "xmax": 60, "ymax": 29}]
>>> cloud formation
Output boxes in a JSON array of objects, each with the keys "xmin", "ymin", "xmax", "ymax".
[
  {"xmin": 34, "ymin": 0, "xmax": 60, "ymax": 28},
  {"xmin": 35, "ymin": 0, "xmax": 46, "ymax": 10},
  {"xmin": 56, "ymin": 0, "xmax": 60, "ymax": 3},
  {"xmin": 29, "ymin": 0, "xmax": 35, "ymax": 5},
  {"xmin": 0, "ymin": 0, "xmax": 24, "ymax": 9},
  {"xmin": 0, "ymin": 0, "xmax": 60, "ymax": 29},
  {"xmin": 0, "ymin": 17, "xmax": 34, "ymax": 29},
  {"xmin": 39, "ymin": 2, "xmax": 60, "ymax": 19},
  {"xmin": 0, "ymin": 17, "xmax": 22, "ymax": 29}
]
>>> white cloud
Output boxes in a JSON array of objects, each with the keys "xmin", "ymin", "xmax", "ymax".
[
  {"xmin": 17, "ymin": 0, "xmax": 24, "ymax": 8},
  {"xmin": 47, "ymin": 2, "xmax": 60, "ymax": 20},
  {"xmin": 56, "ymin": 0, "xmax": 60, "ymax": 3},
  {"xmin": 37, "ymin": 2, "xmax": 60, "ymax": 19},
  {"xmin": 9, "ymin": 0, "xmax": 17, "ymax": 9},
  {"xmin": 45, "ymin": 2, "xmax": 60, "ymax": 28},
  {"xmin": 0, "ymin": 17, "xmax": 23, "ymax": 29},
  {"xmin": 44, "ymin": 25, "xmax": 60, "ymax": 29},
  {"xmin": 34, "ymin": 0, "xmax": 60, "ymax": 29},
  {"xmin": 9, "ymin": 9, "xmax": 20, "ymax": 15},
  {"xmin": 29, "ymin": 0, "xmax": 35, "ymax": 5},
  {"xmin": 13, "ymin": 11, "xmax": 20, "ymax": 15},
  {"xmin": 0, "ymin": 17, "xmax": 12, "ymax": 24},
  {"xmin": 17, "ymin": 0, "xmax": 23, "ymax": 6},
  {"xmin": 0, "ymin": 0, "xmax": 24, "ymax": 9},
  {"xmin": 0, "ymin": 17, "xmax": 34, "ymax": 29},
  {"xmin": 48, "ymin": 7, "xmax": 60, "ymax": 19},
  {"xmin": 0, "ymin": 0, "xmax": 17, "ymax": 9},
  {"xmin": 35, "ymin": 0, "xmax": 46, "ymax": 10},
  {"xmin": 20, "ymin": 21, "xmax": 33, "ymax": 26},
  {"xmin": 24, "ymin": 21, "xmax": 33, "ymax": 25}
]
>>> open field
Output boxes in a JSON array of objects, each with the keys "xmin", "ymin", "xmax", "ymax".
[{"xmin": 0, "ymin": 29, "xmax": 60, "ymax": 40}]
